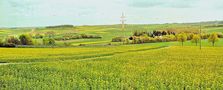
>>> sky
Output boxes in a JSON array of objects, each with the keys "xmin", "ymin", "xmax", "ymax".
[{"xmin": 0, "ymin": 0, "xmax": 223, "ymax": 27}]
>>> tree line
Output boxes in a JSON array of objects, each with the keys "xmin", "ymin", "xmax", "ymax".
[
  {"xmin": 0, "ymin": 33, "xmax": 55, "ymax": 47},
  {"xmin": 112, "ymin": 30, "xmax": 221, "ymax": 46}
]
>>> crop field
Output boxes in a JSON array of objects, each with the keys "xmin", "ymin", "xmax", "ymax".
[
  {"xmin": 1, "ymin": 46, "xmax": 223, "ymax": 89},
  {"xmin": 1, "ymin": 23, "xmax": 223, "ymax": 89}
]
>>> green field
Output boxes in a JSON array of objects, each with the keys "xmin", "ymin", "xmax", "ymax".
[{"xmin": 1, "ymin": 23, "xmax": 223, "ymax": 89}]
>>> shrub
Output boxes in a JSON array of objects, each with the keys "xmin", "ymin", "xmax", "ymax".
[
  {"xmin": 48, "ymin": 38, "xmax": 55, "ymax": 45},
  {"xmin": 163, "ymin": 35, "xmax": 176, "ymax": 41},
  {"xmin": 201, "ymin": 33, "xmax": 210, "ymax": 39},
  {"xmin": 19, "ymin": 34, "xmax": 33, "ymax": 45},
  {"xmin": 43, "ymin": 38, "xmax": 56, "ymax": 45},
  {"xmin": 217, "ymin": 32, "xmax": 223, "ymax": 38},
  {"xmin": 133, "ymin": 31, "xmax": 149, "ymax": 36},
  {"xmin": 6, "ymin": 36, "xmax": 20, "ymax": 45},
  {"xmin": 80, "ymin": 34, "xmax": 102, "ymax": 39},
  {"xmin": 33, "ymin": 33, "xmax": 44, "ymax": 39},
  {"xmin": 123, "ymin": 38, "xmax": 130, "ymax": 44},
  {"xmin": 186, "ymin": 33, "xmax": 194, "ymax": 40},
  {"xmin": 112, "ymin": 37, "xmax": 126, "ymax": 42},
  {"xmin": 55, "ymin": 34, "xmax": 101, "ymax": 41},
  {"xmin": 0, "ymin": 39, "xmax": 4, "ymax": 47}
]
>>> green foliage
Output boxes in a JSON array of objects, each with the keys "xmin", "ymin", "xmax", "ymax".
[
  {"xmin": 19, "ymin": 34, "xmax": 34, "ymax": 45},
  {"xmin": 162, "ymin": 35, "xmax": 176, "ymax": 41},
  {"xmin": 177, "ymin": 33, "xmax": 187, "ymax": 46},
  {"xmin": 123, "ymin": 38, "xmax": 130, "ymax": 44},
  {"xmin": 130, "ymin": 34, "xmax": 176, "ymax": 44},
  {"xmin": 42, "ymin": 38, "xmax": 55, "ymax": 46},
  {"xmin": 54, "ymin": 34, "xmax": 102, "ymax": 41},
  {"xmin": 48, "ymin": 38, "xmax": 55, "ymax": 45},
  {"xmin": 0, "ymin": 38, "xmax": 4, "ymax": 46},
  {"xmin": 33, "ymin": 33, "xmax": 45, "ymax": 39},
  {"xmin": 5, "ymin": 36, "xmax": 20, "ymax": 45},
  {"xmin": 112, "ymin": 37, "xmax": 126, "ymax": 42},
  {"xmin": 208, "ymin": 32, "xmax": 219, "ymax": 46},
  {"xmin": 191, "ymin": 34, "xmax": 200, "ymax": 46}
]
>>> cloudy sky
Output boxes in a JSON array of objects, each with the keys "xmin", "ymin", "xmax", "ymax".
[{"xmin": 0, "ymin": 0, "xmax": 223, "ymax": 27}]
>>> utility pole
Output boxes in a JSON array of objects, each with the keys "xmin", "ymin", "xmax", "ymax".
[
  {"xmin": 120, "ymin": 12, "xmax": 126, "ymax": 31},
  {"xmin": 200, "ymin": 22, "xmax": 202, "ymax": 50}
]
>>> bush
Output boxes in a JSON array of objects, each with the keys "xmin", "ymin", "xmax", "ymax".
[
  {"xmin": 48, "ymin": 38, "xmax": 55, "ymax": 45},
  {"xmin": 0, "ymin": 39, "xmax": 4, "ymax": 47},
  {"xmin": 133, "ymin": 31, "xmax": 150, "ymax": 36},
  {"xmin": 162, "ymin": 35, "xmax": 176, "ymax": 41},
  {"xmin": 123, "ymin": 38, "xmax": 130, "ymax": 44},
  {"xmin": 55, "ymin": 34, "xmax": 101, "ymax": 41},
  {"xmin": 81, "ymin": 34, "xmax": 102, "ymax": 39},
  {"xmin": 201, "ymin": 33, "xmax": 210, "ymax": 39},
  {"xmin": 43, "ymin": 38, "xmax": 55, "ymax": 45},
  {"xmin": 112, "ymin": 37, "xmax": 126, "ymax": 42},
  {"xmin": 19, "ymin": 34, "xmax": 33, "ymax": 45},
  {"xmin": 131, "ymin": 34, "xmax": 176, "ymax": 44},
  {"xmin": 186, "ymin": 33, "xmax": 194, "ymax": 40},
  {"xmin": 33, "ymin": 33, "xmax": 44, "ymax": 39},
  {"xmin": 217, "ymin": 32, "xmax": 223, "ymax": 38},
  {"xmin": 6, "ymin": 36, "xmax": 20, "ymax": 45}
]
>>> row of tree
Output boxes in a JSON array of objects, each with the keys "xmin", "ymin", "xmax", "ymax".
[
  {"xmin": 0, "ymin": 34, "xmax": 33, "ymax": 47},
  {"xmin": 177, "ymin": 32, "xmax": 219, "ymax": 46},
  {"xmin": 113, "ymin": 31, "xmax": 221, "ymax": 46},
  {"xmin": 133, "ymin": 30, "xmax": 176, "ymax": 37},
  {"xmin": 0, "ymin": 34, "xmax": 56, "ymax": 47}
]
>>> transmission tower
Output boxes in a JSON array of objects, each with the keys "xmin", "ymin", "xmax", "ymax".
[{"xmin": 120, "ymin": 12, "xmax": 126, "ymax": 31}]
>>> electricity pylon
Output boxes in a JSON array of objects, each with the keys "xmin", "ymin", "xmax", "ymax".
[{"xmin": 120, "ymin": 12, "xmax": 126, "ymax": 31}]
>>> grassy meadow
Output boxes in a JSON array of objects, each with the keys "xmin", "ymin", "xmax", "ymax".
[{"xmin": 1, "ymin": 23, "xmax": 223, "ymax": 89}]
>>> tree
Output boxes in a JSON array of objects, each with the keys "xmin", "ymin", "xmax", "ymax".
[
  {"xmin": 208, "ymin": 32, "xmax": 219, "ymax": 46},
  {"xmin": 177, "ymin": 33, "xmax": 187, "ymax": 46},
  {"xmin": 191, "ymin": 34, "xmax": 200, "ymax": 46},
  {"xmin": 6, "ymin": 36, "xmax": 20, "ymax": 45},
  {"xmin": 48, "ymin": 38, "xmax": 55, "ymax": 45},
  {"xmin": 19, "ymin": 34, "xmax": 33, "ymax": 45},
  {"xmin": 42, "ymin": 38, "xmax": 55, "ymax": 46},
  {"xmin": 0, "ymin": 38, "xmax": 3, "ymax": 46}
]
